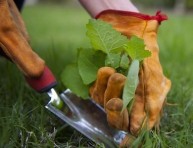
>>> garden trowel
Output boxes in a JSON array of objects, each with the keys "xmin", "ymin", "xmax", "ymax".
[{"xmin": 26, "ymin": 66, "xmax": 127, "ymax": 148}]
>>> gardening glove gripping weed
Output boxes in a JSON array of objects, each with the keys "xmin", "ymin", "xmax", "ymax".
[
  {"xmin": 0, "ymin": 0, "xmax": 45, "ymax": 78},
  {"xmin": 90, "ymin": 10, "xmax": 171, "ymax": 142}
]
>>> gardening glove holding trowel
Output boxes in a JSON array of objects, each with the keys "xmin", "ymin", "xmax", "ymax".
[
  {"xmin": 90, "ymin": 10, "xmax": 171, "ymax": 146},
  {"xmin": 0, "ymin": 0, "xmax": 56, "ymax": 92}
]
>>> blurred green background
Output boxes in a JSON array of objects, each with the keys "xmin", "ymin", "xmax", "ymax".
[
  {"xmin": 0, "ymin": 0, "xmax": 193, "ymax": 147},
  {"xmin": 37, "ymin": 0, "xmax": 193, "ymax": 11}
]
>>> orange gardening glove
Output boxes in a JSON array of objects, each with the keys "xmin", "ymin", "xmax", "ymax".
[
  {"xmin": 0, "ymin": 0, "xmax": 45, "ymax": 78},
  {"xmin": 90, "ymin": 10, "xmax": 171, "ymax": 141}
]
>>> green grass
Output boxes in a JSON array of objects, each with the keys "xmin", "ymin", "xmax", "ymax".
[{"xmin": 1, "ymin": 3, "xmax": 193, "ymax": 147}]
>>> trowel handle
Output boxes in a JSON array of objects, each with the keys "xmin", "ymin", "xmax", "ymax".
[{"xmin": 25, "ymin": 66, "xmax": 57, "ymax": 93}]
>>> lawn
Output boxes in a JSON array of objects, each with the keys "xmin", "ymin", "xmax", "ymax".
[{"xmin": 0, "ymin": 3, "xmax": 193, "ymax": 147}]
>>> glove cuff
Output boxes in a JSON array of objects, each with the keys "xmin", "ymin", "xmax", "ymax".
[
  {"xmin": 95, "ymin": 10, "xmax": 168, "ymax": 24},
  {"xmin": 95, "ymin": 10, "xmax": 168, "ymax": 53}
]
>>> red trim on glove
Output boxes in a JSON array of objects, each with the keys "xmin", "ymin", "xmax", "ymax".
[{"xmin": 95, "ymin": 10, "xmax": 168, "ymax": 24}]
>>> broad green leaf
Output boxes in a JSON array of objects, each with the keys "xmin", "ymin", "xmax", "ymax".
[
  {"xmin": 60, "ymin": 19, "xmax": 149, "ymax": 109},
  {"xmin": 86, "ymin": 19, "xmax": 128, "ymax": 54},
  {"xmin": 124, "ymin": 36, "xmax": 151, "ymax": 61},
  {"xmin": 122, "ymin": 60, "xmax": 140, "ymax": 111},
  {"xmin": 78, "ymin": 48, "xmax": 105, "ymax": 85},
  {"xmin": 105, "ymin": 53, "xmax": 121, "ymax": 69},
  {"xmin": 61, "ymin": 64, "xmax": 89, "ymax": 98}
]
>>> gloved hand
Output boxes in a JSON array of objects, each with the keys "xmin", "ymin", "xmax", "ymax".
[
  {"xmin": 90, "ymin": 10, "xmax": 171, "ymax": 142},
  {"xmin": 0, "ymin": 0, "xmax": 57, "ymax": 93},
  {"xmin": 0, "ymin": 0, "xmax": 45, "ymax": 78}
]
